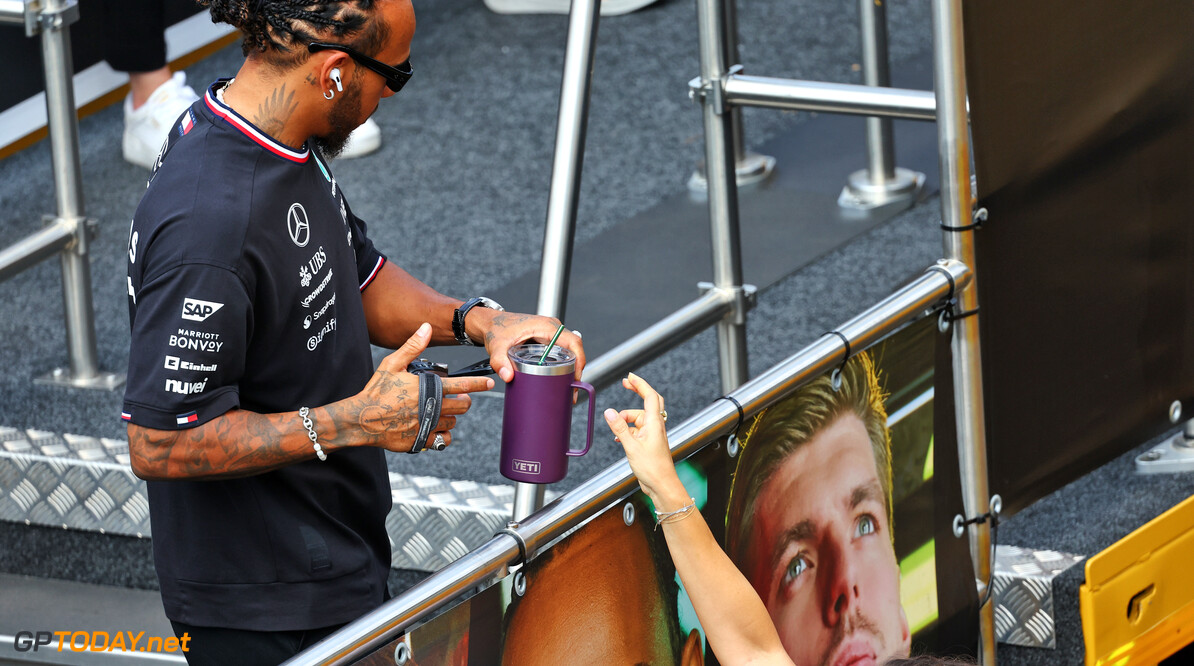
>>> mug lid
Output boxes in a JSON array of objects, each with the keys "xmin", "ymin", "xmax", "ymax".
[{"xmin": 509, "ymin": 344, "xmax": 576, "ymax": 376}]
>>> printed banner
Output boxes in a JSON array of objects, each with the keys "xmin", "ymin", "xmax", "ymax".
[{"xmin": 358, "ymin": 316, "xmax": 976, "ymax": 664}]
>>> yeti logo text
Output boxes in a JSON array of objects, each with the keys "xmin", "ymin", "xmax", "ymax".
[
  {"xmin": 512, "ymin": 459, "xmax": 541, "ymax": 475},
  {"xmin": 181, "ymin": 298, "xmax": 223, "ymax": 322},
  {"xmin": 165, "ymin": 378, "xmax": 207, "ymax": 395}
]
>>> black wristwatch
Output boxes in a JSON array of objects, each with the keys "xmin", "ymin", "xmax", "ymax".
[{"xmin": 452, "ymin": 297, "xmax": 504, "ymax": 346}]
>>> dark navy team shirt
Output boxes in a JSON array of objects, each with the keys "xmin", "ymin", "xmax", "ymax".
[{"xmin": 122, "ymin": 79, "xmax": 392, "ymax": 630}]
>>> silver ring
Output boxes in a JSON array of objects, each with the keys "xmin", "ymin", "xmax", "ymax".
[
  {"xmin": 432, "ymin": 433, "xmax": 447, "ymax": 451},
  {"xmin": 571, "ymin": 329, "xmax": 582, "ymax": 339},
  {"xmin": 660, "ymin": 410, "xmax": 668, "ymax": 422}
]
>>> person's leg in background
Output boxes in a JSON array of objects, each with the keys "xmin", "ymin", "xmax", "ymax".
[
  {"xmin": 100, "ymin": 0, "xmax": 380, "ymax": 168},
  {"xmin": 101, "ymin": 0, "xmax": 199, "ymax": 169}
]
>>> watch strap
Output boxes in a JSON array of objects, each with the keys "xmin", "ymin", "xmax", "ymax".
[{"xmin": 452, "ymin": 297, "xmax": 503, "ymax": 346}]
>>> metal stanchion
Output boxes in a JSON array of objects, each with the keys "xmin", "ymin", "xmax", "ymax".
[
  {"xmin": 838, "ymin": 0, "xmax": 925, "ymax": 213},
  {"xmin": 687, "ymin": 0, "xmax": 775, "ymax": 194},
  {"xmin": 0, "ymin": 0, "xmax": 122, "ymax": 390},
  {"xmin": 518, "ymin": 0, "xmax": 602, "ymax": 521},
  {"xmin": 695, "ymin": 0, "xmax": 751, "ymax": 393},
  {"xmin": 931, "ymin": 0, "xmax": 994, "ymax": 661}
]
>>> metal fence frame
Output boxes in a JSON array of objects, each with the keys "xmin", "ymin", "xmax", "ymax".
[{"xmin": 0, "ymin": 0, "xmax": 122, "ymax": 391}]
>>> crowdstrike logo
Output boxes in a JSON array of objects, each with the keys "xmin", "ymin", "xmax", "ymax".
[
  {"xmin": 301, "ymin": 269, "xmax": 334, "ymax": 308},
  {"xmin": 181, "ymin": 298, "xmax": 223, "ymax": 322},
  {"xmin": 288, "ymin": 203, "xmax": 310, "ymax": 247}
]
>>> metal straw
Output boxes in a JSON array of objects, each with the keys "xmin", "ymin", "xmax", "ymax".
[{"xmin": 538, "ymin": 324, "xmax": 567, "ymax": 365}]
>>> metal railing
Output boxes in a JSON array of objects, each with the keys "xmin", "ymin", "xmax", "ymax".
[
  {"xmin": 0, "ymin": 0, "xmax": 122, "ymax": 390},
  {"xmin": 512, "ymin": 0, "xmax": 756, "ymax": 520},
  {"xmin": 286, "ymin": 259, "xmax": 970, "ymax": 665}
]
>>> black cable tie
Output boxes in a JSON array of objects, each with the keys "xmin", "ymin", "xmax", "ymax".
[
  {"xmin": 942, "ymin": 306, "xmax": 980, "ymax": 323},
  {"xmin": 720, "ymin": 395, "xmax": 745, "ymax": 436},
  {"xmin": 940, "ymin": 221, "xmax": 983, "ymax": 232},
  {"xmin": 822, "ymin": 331, "xmax": 852, "ymax": 391},
  {"xmin": 941, "ymin": 207, "xmax": 987, "ymax": 232},
  {"xmin": 924, "ymin": 264, "xmax": 958, "ymax": 300}
]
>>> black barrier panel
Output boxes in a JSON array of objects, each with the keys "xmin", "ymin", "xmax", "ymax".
[
  {"xmin": 961, "ymin": 0, "xmax": 1194, "ymax": 514},
  {"xmin": 358, "ymin": 317, "xmax": 977, "ymax": 664},
  {"xmin": 4, "ymin": 0, "xmax": 206, "ymax": 113}
]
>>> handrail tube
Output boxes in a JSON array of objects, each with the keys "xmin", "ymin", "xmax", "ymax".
[
  {"xmin": 0, "ymin": 221, "xmax": 74, "ymax": 283},
  {"xmin": 931, "ymin": 0, "xmax": 993, "ymax": 661},
  {"xmin": 723, "ymin": 74, "xmax": 938, "ymax": 120},
  {"xmin": 535, "ymin": 0, "xmax": 600, "ymax": 324},
  {"xmin": 0, "ymin": 0, "xmax": 26, "ymax": 23},
  {"xmin": 288, "ymin": 261, "xmax": 968, "ymax": 665},
  {"xmin": 696, "ymin": 0, "xmax": 750, "ymax": 393},
  {"xmin": 519, "ymin": 0, "xmax": 602, "ymax": 523},
  {"xmin": 858, "ymin": 0, "xmax": 897, "ymax": 180},
  {"xmin": 582, "ymin": 289, "xmax": 733, "ymax": 389}
]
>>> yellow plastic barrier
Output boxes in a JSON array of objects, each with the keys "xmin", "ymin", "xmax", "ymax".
[{"xmin": 1080, "ymin": 493, "xmax": 1194, "ymax": 665}]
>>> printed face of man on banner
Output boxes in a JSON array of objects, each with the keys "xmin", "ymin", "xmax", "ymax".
[{"xmin": 727, "ymin": 352, "xmax": 910, "ymax": 666}]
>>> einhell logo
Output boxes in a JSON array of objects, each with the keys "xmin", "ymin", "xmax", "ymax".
[{"xmin": 511, "ymin": 459, "xmax": 541, "ymax": 475}]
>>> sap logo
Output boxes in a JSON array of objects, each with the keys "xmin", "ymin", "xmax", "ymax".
[
  {"xmin": 181, "ymin": 298, "xmax": 224, "ymax": 322},
  {"xmin": 165, "ymin": 378, "xmax": 207, "ymax": 395},
  {"xmin": 511, "ymin": 459, "xmax": 541, "ymax": 475}
]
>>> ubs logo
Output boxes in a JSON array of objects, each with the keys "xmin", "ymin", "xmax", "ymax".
[{"xmin": 287, "ymin": 203, "xmax": 310, "ymax": 247}]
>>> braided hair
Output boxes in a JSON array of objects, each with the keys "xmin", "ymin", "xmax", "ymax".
[{"xmin": 199, "ymin": 0, "xmax": 389, "ymax": 64}]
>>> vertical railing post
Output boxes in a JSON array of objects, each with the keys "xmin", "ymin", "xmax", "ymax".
[
  {"xmin": 696, "ymin": 0, "xmax": 750, "ymax": 394},
  {"xmin": 931, "ymin": 0, "xmax": 994, "ymax": 662},
  {"xmin": 31, "ymin": 0, "xmax": 122, "ymax": 390},
  {"xmin": 517, "ymin": 0, "xmax": 602, "ymax": 522},
  {"xmin": 838, "ymin": 0, "xmax": 924, "ymax": 213}
]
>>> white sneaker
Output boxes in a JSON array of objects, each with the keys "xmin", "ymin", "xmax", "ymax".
[
  {"xmin": 122, "ymin": 71, "xmax": 200, "ymax": 170},
  {"xmin": 338, "ymin": 118, "xmax": 382, "ymax": 159},
  {"xmin": 483, "ymin": 0, "xmax": 658, "ymax": 15}
]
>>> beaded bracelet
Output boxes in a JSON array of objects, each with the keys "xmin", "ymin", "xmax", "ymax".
[
  {"xmin": 654, "ymin": 497, "xmax": 697, "ymax": 530},
  {"xmin": 299, "ymin": 407, "xmax": 327, "ymax": 462}
]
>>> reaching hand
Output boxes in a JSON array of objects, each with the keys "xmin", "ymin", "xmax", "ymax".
[
  {"xmin": 604, "ymin": 372, "xmax": 682, "ymax": 502},
  {"xmin": 354, "ymin": 323, "xmax": 494, "ymax": 452}
]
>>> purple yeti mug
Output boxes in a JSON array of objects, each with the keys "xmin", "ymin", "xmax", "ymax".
[{"xmin": 500, "ymin": 344, "xmax": 595, "ymax": 484}]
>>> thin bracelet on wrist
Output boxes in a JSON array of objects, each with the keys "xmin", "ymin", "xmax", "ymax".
[
  {"xmin": 654, "ymin": 497, "xmax": 697, "ymax": 531},
  {"xmin": 299, "ymin": 406, "xmax": 327, "ymax": 462}
]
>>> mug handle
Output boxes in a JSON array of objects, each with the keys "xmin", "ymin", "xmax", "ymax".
[{"xmin": 567, "ymin": 380, "xmax": 596, "ymax": 457}]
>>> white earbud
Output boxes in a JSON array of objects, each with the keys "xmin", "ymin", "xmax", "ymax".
[{"xmin": 330, "ymin": 68, "xmax": 343, "ymax": 92}]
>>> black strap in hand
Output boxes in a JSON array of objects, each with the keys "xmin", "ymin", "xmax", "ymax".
[{"xmin": 408, "ymin": 371, "xmax": 443, "ymax": 454}]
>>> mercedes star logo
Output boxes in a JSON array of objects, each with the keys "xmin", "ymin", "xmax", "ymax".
[{"xmin": 288, "ymin": 203, "xmax": 310, "ymax": 247}]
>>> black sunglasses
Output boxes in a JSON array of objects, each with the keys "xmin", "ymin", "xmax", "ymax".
[{"xmin": 308, "ymin": 42, "xmax": 413, "ymax": 93}]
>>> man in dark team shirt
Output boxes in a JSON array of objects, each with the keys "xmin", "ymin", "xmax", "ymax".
[{"xmin": 121, "ymin": 0, "xmax": 584, "ymax": 661}]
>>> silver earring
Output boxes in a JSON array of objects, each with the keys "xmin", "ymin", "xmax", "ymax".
[{"xmin": 324, "ymin": 89, "xmax": 335, "ymax": 100}]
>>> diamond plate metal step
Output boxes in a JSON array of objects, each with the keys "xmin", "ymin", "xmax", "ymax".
[
  {"xmin": 993, "ymin": 544, "xmax": 1085, "ymax": 649},
  {"xmin": 0, "ymin": 427, "xmax": 541, "ymax": 572}
]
